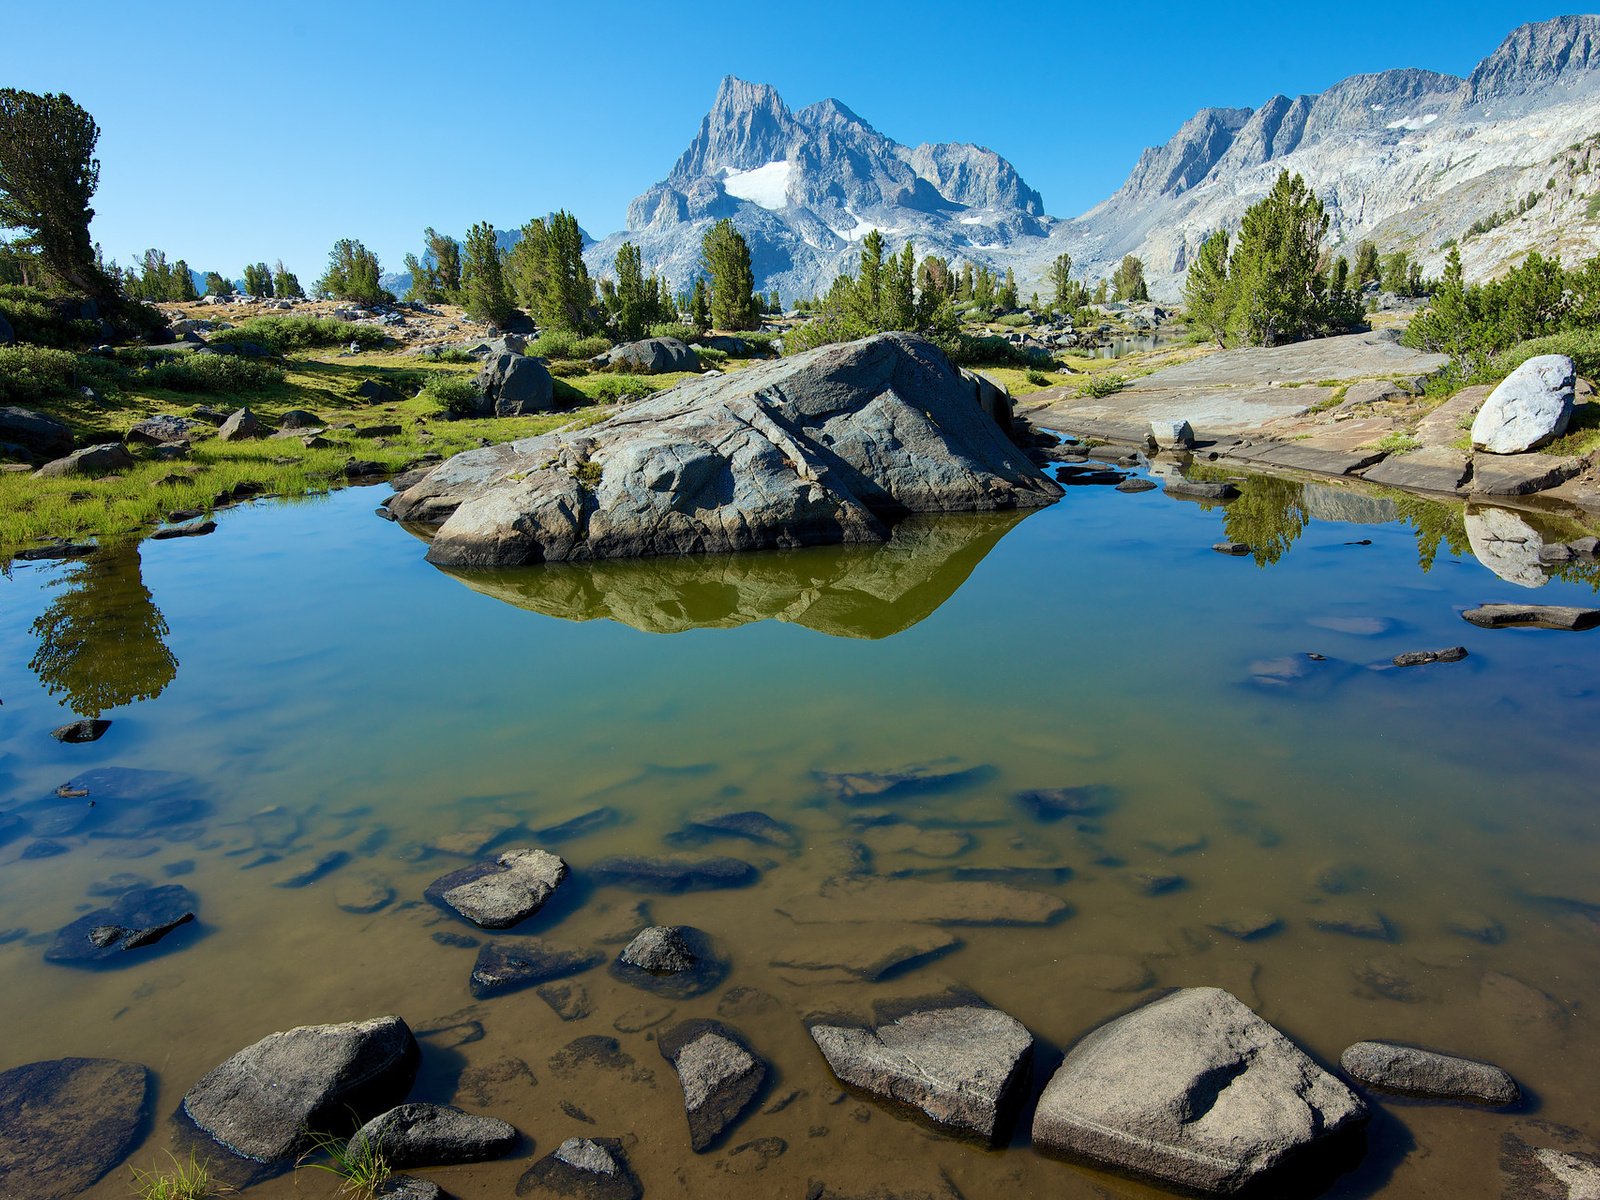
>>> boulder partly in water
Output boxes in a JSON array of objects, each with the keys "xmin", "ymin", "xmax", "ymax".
[{"xmin": 389, "ymin": 333, "xmax": 1059, "ymax": 567}]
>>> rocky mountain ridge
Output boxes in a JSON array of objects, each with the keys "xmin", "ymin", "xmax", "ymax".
[{"xmin": 584, "ymin": 15, "xmax": 1600, "ymax": 303}]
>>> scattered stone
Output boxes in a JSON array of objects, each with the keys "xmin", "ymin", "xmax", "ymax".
[
  {"xmin": 1164, "ymin": 479, "xmax": 1239, "ymax": 501},
  {"xmin": 425, "ymin": 847, "xmax": 568, "ymax": 928},
  {"xmin": 589, "ymin": 854, "xmax": 757, "ymax": 893},
  {"xmin": 1212, "ymin": 541, "xmax": 1251, "ymax": 555},
  {"xmin": 0, "ymin": 405, "xmax": 73, "ymax": 460},
  {"xmin": 470, "ymin": 939, "xmax": 603, "ymax": 999},
  {"xmin": 349, "ymin": 1102, "xmax": 518, "ymax": 1168},
  {"xmin": 150, "ymin": 518, "xmax": 216, "ymax": 540},
  {"xmin": 1392, "ymin": 646, "xmax": 1468, "ymax": 667},
  {"xmin": 50, "ymin": 719, "xmax": 111, "ymax": 743},
  {"xmin": 1499, "ymin": 1121, "xmax": 1600, "ymax": 1199},
  {"xmin": 1461, "ymin": 604, "xmax": 1600, "ymax": 631},
  {"xmin": 1014, "ymin": 784, "xmax": 1115, "ymax": 820},
  {"xmin": 0, "ymin": 1058, "xmax": 151, "ymax": 1200},
  {"xmin": 684, "ymin": 809, "xmax": 798, "ymax": 849},
  {"xmin": 1209, "ymin": 912, "xmax": 1284, "ymax": 941},
  {"xmin": 181, "ymin": 1015, "xmax": 419, "ymax": 1162},
  {"xmin": 516, "ymin": 1137, "xmax": 641, "ymax": 1200},
  {"xmin": 45, "ymin": 885, "xmax": 197, "ymax": 964},
  {"xmin": 1149, "ymin": 418, "xmax": 1196, "ymax": 449},
  {"xmin": 1471, "ymin": 355, "xmax": 1575, "ymax": 454},
  {"xmin": 34, "ymin": 443, "xmax": 135, "ymax": 479},
  {"xmin": 377, "ymin": 1177, "xmax": 441, "ymax": 1200},
  {"xmin": 659, "ymin": 1020, "xmax": 768, "ymax": 1151},
  {"xmin": 127, "ymin": 415, "xmax": 200, "ymax": 445},
  {"xmin": 278, "ymin": 409, "xmax": 322, "ymax": 429},
  {"xmin": 809, "ymin": 1003, "xmax": 1033, "ymax": 1145},
  {"xmin": 1032, "ymin": 987, "xmax": 1365, "ymax": 1195},
  {"xmin": 1339, "ymin": 1041, "xmax": 1519, "ymax": 1106},
  {"xmin": 335, "ymin": 875, "xmax": 395, "ymax": 914},
  {"xmin": 612, "ymin": 925, "xmax": 726, "ymax": 998},
  {"xmin": 1116, "ymin": 477, "xmax": 1159, "ymax": 493},
  {"xmin": 216, "ymin": 408, "xmax": 264, "ymax": 442},
  {"xmin": 771, "ymin": 924, "xmax": 961, "ymax": 982}
]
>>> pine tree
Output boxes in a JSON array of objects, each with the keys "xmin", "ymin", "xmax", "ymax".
[
  {"xmin": 316, "ymin": 238, "xmax": 385, "ymax": 304},
  {"xmin": 881, "ymin": 242, "xmax": 916, "ymax": 331},
  {"xmin": 460, "ymin": 221, "xmax": 513, "ymax": 326},
  {"xmin": 271, "ymin": 259, "xmax": 302, "ymax": 299},
  {"xmin": 242, "ymin": 262, "xmax": 273, "ymax": 297},
  {"xmin": 1048, "ymin": 253, "xmax": 1080, "ymax": 313},
  {"xmin": 1182, "ymin": 231, "xmax": 1231, "ymax": 347},
  {"xmin": 506, "ymin": 211, "xmax": 595, "ymax": 333},
  {"xmin": 1354, "ymin": 241, "xmax": 1381, "ymax": 288},
  {"xmin": 701, "ymin": 218, "xmax": 759, "ymax": 331},
  {"xmin": 405, "ymin": 227, "xmax": 462, "ymax": 304},
  {"xmin": 689, "ymin": 276, "xmax": 711, "ymax": 333},
  {"xmin": 1112, "ymin": 255, "xmax": 1149, "ymax": 302},
  {"xmin": 608, "ymin": 241, "xmax": 649, "ymax": 340},
  {"xmin": 997, "ymin": 267, "xmax": 1019, "ymax": 311},
  {"xmin": 173, "ymin": 259, "xmax": 198, "ymax": 301},
  {"xmin": 1226, "ymin": 170, "xmax": 1331, "ymax": 345},
  {"xmin": 203, "ymin": 271, "xmax": 233, "ymax": 298}
]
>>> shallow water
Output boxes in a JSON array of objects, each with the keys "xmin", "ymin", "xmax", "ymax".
[{"xmin": 1, "ymin": 459, "xmax": 1598, "ymax": 1200}]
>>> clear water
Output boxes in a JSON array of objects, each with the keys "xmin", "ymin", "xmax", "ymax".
[{"xmin": 2, "ymin": 463, "xmax": 1597, "ymax": 1199}]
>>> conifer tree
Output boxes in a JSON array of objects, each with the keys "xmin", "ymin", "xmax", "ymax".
[
  {"xmin": 701, "ymin": 218, "xmax": 758, "ymax": 331},
  {"xmin": 608, "ymin": 241, "xmax": 649, "ymax": 340},
  {"xmin": 1182, "ymin": 230, "xmax": 1232, "ymax": 347},
  {"xmin": 1112, "ymin": 255, "xmax": 1149, "ymax": 302},
  {"xmin": 316, "ymin": 238, "xmax": 385, "ymax": 304},
  {"xmin": 997, "ymin": 267, "xmax": 1019, "ymax": 311},
  {"xmin": 203, "ymin": 270, "xmax": 233, "ymax": 298},
  {"xmin": 689, "ymin": 276, "xmax": 711, "ymax": 333},
  {"xmin": 460, "ymin": 221, "xmax": 513, "ymax": 325},
  {"xmin": 1354, "ymin": 241, "xmax": 1381, "ymax": 288},
  {"xmin": 271, "ymin": 260, "xmax": 302, "ymax": 299},
  {"xmin": 173, "ymin": 259, "xmax": 198, "ymax": 301},
  {"xmin": 506, "ymin": 211, "xmax": 595, "ymax": 332}
]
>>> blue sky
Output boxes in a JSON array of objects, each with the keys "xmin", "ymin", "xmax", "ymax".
[{"xmin": 2, "ymin": 1, "xmax": 1580, "ymax": 281}]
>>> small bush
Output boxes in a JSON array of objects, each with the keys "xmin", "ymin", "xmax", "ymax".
[
  {"xmin": 209, "ymin": 316, "xmax": 389, "ymax": 354},
  {"xmin": 529, "ymin": 330, "xmax": 611, "ymax": 360},
  {"xmin": 737, "ymin": 330, "xmax": 783, "ymax": 353},
  {"xmin": 1498, "ymin": 329, "xmax": 1600, "ymax": 381},
  {"xmin": 993, "ymin": 313, "xmax": 1032, "ymax": 327},
  {"xmin": 129, "ymin": 1149, "xmax": 228, "ymax": 1199},
  {"xmin": 648, "ymin": 322, "xmax": 695, "ymax": 341},
  {"xmin": 546, "ymin": 359, "xmax": 590, "ymax": 377},
  {"xmin": 0, "ymin": 344, "xmax": 82, "ymax": 404},
  {"xmin": 586, "ymin": 374, "xmax": 656, "ymax": 404},
  {"xmin": 1026, "ymin": 370, "xmax": 1052, "ymax": 387},
  {"xmin": 428, "ymin": 347, "xmax": 476, "ymax": 364},
  {"xmin": 0, "ymin": 285, "xmax": 99, "ymax": 347},
  {"xmin": 1077, "ymin": 372, "xmax": 1128, "ymax": 398},
  {"xmin": 948, "ymin": 333, "xmax": 1050, "ymax": 368},
  {"xmin": 1371, "ymin": 431, "xmax": 1422, "ymax": 454},
  {"xmin": 139, "ymin": 353, "xmax": 283, "ymax": 393},
  {"xmin": 420, "ymin": 373, "xmax": 482, "ymax": 417},
  {"xmin": 696, "ymin": 346, "xmax": 729, "ymax": 366}
]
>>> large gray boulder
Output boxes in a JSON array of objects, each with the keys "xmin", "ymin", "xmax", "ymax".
[
  {"xmin": 33, "ymin": 442, "xmax": 134, "ymax": 479},
  {"xmin": 809, "ymin": 1003, "xmax": 1033, "ymax": 1145},
  {"xmin": 127, "ymin": 414, "xmax": 200, "ymax": 445},
  {"xmin": 1471, "ymin": 355, "xmax": 1575, "ymax": 454},
  {"xmin": 473, "ymin": 352, "xmax": 555, "ymax": 416},
  {"xmin": 598, "ymin": 336, "xmax": 701, "ymax": 374},
  {"xmin": 182, "ymin": 1015, "xmax": 419, "ymax": 1162},
  {"xmin": 349, "ymin": 1102, "xmax": 517, "ymax": 1167},
  {"xmin": 659, "ymin": 1019, "xmax": 767, "ymax": 1151},
  {"xmin": 1339, "ymin": 1040, "xmax": 1518, "ymax": 1106},
  {"xmin": 0, "ymin": 1058, "xmax": 151, "ymax": 1200},
  {"xmin": 1032, "ymin": 988, "xmax": 1365, "ymax": 1194},
  {"xmin": 391, "ymin": 333, "xmax": 1060, "ymax": 567},
  {"xmin": 0, "ymin": 405, "xmax": 73, "ymax": 460},
  {"xmin": 217, "ymin": 408, "xmax": 264, "ymax": 442},
  {"xmin": 425, "ymin": 847, "xmax": 568, "ymax": 929}
]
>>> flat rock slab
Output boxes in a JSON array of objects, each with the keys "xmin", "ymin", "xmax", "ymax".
[
  {"xmin": 182, "ymin": 1015, "xmax": 419, "ymax": 1162},
  {"xmin": 470, "ymin": 939, "xmax": 603, "ymax": 999},
  {"xmin": 1032, "ymin": 987, "xmax": 1366, "ymax": 1195},
  {"xmin": 1360, "ymin": 447, "xmax": 1472, "ymax": 493},
  {"xmin": 810, "ymin": 1004, "xmax": 1033, "ymax": 1144},
  {"xmin": 1225, "ymin": 441, "xmax": 1387, "ymax": 476},
  {"xmin": 0, "ymin": 1058, "xmax": 151, "ymax": 1200},
  {"xmin": 1462, "ymin": 604, "xmax": 1600, "ymax": 631},
  {"xmin": 589, "ymin": 855, "xmax": 757, "ymax": 893},
  {"xmin": 425, "ymin": 847, "xmax": 568, "ymax": 928},
  {"xmin": 659, "ymin": 1019, "xmax": 767, "ymax": 1151},
  {"xmin": 815, "ymin": 762, "xmax": 994, "ymax": 805},
  {"xmin": 46, "ymin": 884, "xmax": 197, "ymax": 964},
  {"xmin": 516, "ymin": 1137, "xmax": 641, "ymax": 1200},
  {"xmin": 1164, "ymin": 479, "xmax": 1239, "ymax": 502},
  {"xmin": 351, "ymin": 1102, "xmax": 518, "ymax": 1168},
  {"xmin": 1132, "ymin": 331, "xmax": 1448, "ymax": 391},
  {"xmin": 1470, "ymin": 453, "xmax": 1581, "ymax": 497},
  {"xmin": 1339, "ymin": 1040, "xmax": 1518, "ymax": 1106},
  {"xmin": 782, "ymin": 876, "xmax": 1068, "ymax": 926}
]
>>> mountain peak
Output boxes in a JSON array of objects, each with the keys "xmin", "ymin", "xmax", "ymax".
[
  {"xmin": 671, "ymin": 77, "xmax": 798, "ymax": 181},
  {"xmin": 1463, "ymin": 14, "xmax": 1600, "ymax": 102}
]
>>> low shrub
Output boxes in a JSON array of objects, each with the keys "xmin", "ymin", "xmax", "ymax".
[
  {"xmin": 993, "ymin": 312, "xmax": 1032, "ymax": 327},
  {"xmin": 420, "ymin": 373, "xmax": 482, "ymax": 417},
  {"xmin": 546, "ymin": 359, "xmax": 590, "ymax": 377},
  {"xmin": 0, "ymin": 344, "xmax": 82, "ymax": 404},
  {"xmin": 529, "ymin": 330, "xmax": 611, "ymax": 360},
  {"xmin": 696, "ymin": 346, "xmax": 729, "ymax": 366},
  {"xmin": 1026, "ymin": 370, "xmax": 1052, "ymax": 387},
  {"xmin": 428, "ymin": 347, "xmax": 477, "ymax": 364},
  {"xmin": 0, "ymin": 285, "xmax": 99, "ymax": 347},
  {"xmin": 648, "ymin": 322, "xmax": 696, "ymax": 342},
  {"xmin": 1077, "ymin": 372, "xmax": 1128, "ymax": 398},
  {"xmin": 139, "ymin": 353, "xmax": 283, "ymax": 393},
  {"xmin": 586, "ymin": 374, "xmax": 656, "ymax": 404},
  {"xmin": 1498, "ymin": 328, "xmax": 1600, "ymax": 381},
  {"xmin": 208, "ymin": 316, "xmax": 389, "ymax": 354}
]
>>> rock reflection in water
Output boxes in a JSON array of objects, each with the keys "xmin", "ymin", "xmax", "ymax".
[
  {"xmin": 1465, "ymin": 505, "xmax": 1551, "ymax": 588},
  {"xmin": 28, "ymin": 543, "xmax": 177, "ymax": 716},
  {"xmin": 437, "ymin": 511, "xmax": 1032, "ymax": 638}
]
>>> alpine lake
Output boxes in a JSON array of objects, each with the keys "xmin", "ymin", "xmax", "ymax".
[{"xmin": 2, "ymin": 445, "xmax": 1598, "ymax": 1200}]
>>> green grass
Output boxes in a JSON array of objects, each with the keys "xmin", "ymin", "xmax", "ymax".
[
  {"xmin": 1367, "ymin": 431, "xmax": 1422, "ymax": 454},
  {"xmin": 298, "ymin": 1131, "xmax": 390, "ymax": 1200},
  {"xmin": 1078, "ymin": 372, "xmax": 1128, "ymax": 398},
  {"xmin": 1587, "ymin": 194, "xmax": 1600, "ymax": 221},
  {"xmin": 528, "ymin": 330, "xmax": 611, "ymax": 360},
  {"xmin": 1542, "ymin": 399, "xmax": 1600, "ymax": 457},
  {"xmin": 207, "ymin": 315, "xmax": 391, "ymax": 354},
  {"xmin": 1306, "ymin": 384, "xmax": 1352, "ymax": 414},
  {"xmin": 129, "ymin": 1149, "xmax": 231, "ymax": 1199}
]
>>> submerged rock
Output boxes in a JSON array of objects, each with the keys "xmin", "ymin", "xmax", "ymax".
[
  {"xmin": 425, "ymin": 847, "xmax": 568, "ymax": 928},
  {"xmin": 780, "ymin": 876, "xmax": 1068, "ymax": 926},
  {"xmin": 1014, "ymin": 784, "xmax": 1115, "ymax": 820},
  {"xmin": 590, "ymin": 854, "xmax": 757, "ymax": 893},
  {"xmin": 390, "ymin": 333, "xmax": 1059, "ymax": 566},
  {"xmin": 45, "ymin": 884, "xmax": 197, "ymax": 964},
  {"xmin": 683, "ymin": 809, "xmax": 798, "ymax": 849},
  {"xmin": 771, "ymin": 924, "xmax": 961, "ymax": 982},
  {"xmin": 182, "ymin": 1015, "xmax": 419, "ymax": 1162},
  {"xmin": 350, "ymin": 1102, "xmax": 518, "ymax": 1167},
  {"xmin": 0, "ymin": 1057, "xmax": 151, "ymax": 1200},
  {"xmin": 659, "ymin": 1019, "xmax": 768, "ymax": 1151},
  {"xmin": 1392, "ymin": 646, "xmax": 1468, "ymax": 667},
  {"xmin": 517, "ymin": 1137, "xmax": 641, "ymax": 1200},
  {"xmin": 612, "ymin": 925, "xmax": 727, "ymax": 997},
  {"xmin": 809, "ymin": 1003, "xmax": 1033, "ymax": 1145},
  {"xmin": 1032, "ymin": 987, "xmax": 1366, "ymax": 1195},
  {"xmin": 1339, "ymin": 1041, "xmax": 1519, "ymax": 1106},
  {"xmin": 470, "ymin": 939, "xmax": 603, "ymax": 999},
  {"xmin": 50, "ymin": 719, "xmax": 111, "ymax": 743},
  {"xmin": 817, "ymin": 762, "xmax": 994, "ymax": 805}
]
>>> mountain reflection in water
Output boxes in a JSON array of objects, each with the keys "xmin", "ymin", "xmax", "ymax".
[{"xmin": 440, "ymin": 510, "xmax": 1032, "ymax": 638}]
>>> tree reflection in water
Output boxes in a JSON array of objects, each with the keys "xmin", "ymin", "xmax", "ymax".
[
  {"xmin": 29, "ymin": 543, "xmax": 177, "ymax": 716},
  {"xmin": 1220, "ymin": 475, "xmax": 1311, "ymax": 566}
]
